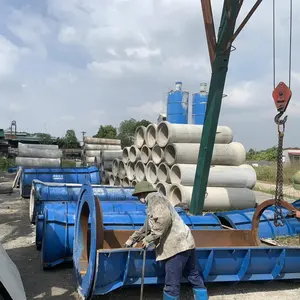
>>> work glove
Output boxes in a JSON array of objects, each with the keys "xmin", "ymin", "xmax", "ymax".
[
  {"xmin": 142, "ymin": 237, "xmax": 154, "ymax": 249},
  {"xmin": 123, "ymin": 238, "xmax": 134, "ymax": 248}
]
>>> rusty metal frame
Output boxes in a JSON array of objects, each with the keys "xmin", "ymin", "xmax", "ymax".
[
  {"xmin": 232, "ymin": 0, "xmax": 263, "ymax": 42},
  {"xmin": 201, "ymin": 0, "xmax": 217, "ymax": 67}
]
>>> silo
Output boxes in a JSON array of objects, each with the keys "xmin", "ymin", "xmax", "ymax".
[
  {"xmin": 192, "ymin": 83, "xmax": 208, "ymax": 125},
  {"xmin": 167, "ymin": 81, "xmax": 189, "ymax": 124}
]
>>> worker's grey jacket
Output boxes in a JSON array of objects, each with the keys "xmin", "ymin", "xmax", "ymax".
[{"xmin": 129, "ymin": 192, "xmax": 195, "ymax": 261}]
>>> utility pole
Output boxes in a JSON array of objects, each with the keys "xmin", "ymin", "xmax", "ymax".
[{"xmin": 81, "ymin": 131, "xmax": 86, "ymax": 143}]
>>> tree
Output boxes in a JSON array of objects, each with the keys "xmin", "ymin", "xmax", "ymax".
[
  {"xmin": 93, "ymin": 125, "xmax": 117, "ymax": 139},
  {"xmin": 62, "ymin": 130, "xmax": 80, "ymax": 149},
  {"xmin": 117, "ymin": 118, "xmax": 152, "ymax": 148},
  {"xmin": 35, "ymin": 133, "xmax": 54, "ymax": 145}
]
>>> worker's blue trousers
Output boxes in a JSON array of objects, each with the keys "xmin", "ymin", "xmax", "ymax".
[{"xmin": 163, "ymin": 249, "xmax": 205, "ymax": 297}]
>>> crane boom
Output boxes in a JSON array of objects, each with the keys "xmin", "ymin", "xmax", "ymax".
[{"xmin": 190, "ymin": 0, "xmax": 263, "ymax": 215}]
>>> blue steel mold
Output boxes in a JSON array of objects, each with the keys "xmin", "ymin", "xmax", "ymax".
[
  {"xmin": 88, "ymin": 246, "xmax": 300, "ymax": 296},
  {"xmin": 73, "ymin": 184, "xmax": 300, "ymax": 298},
  {"xmin": 167, "ymin": 81, "xmax": 189, "ymax": 124},
  {"xmin": 41, "ymin": 208, "xmax": 222, "ymax": 268},
  {"xmin": 192, "ymin": 83, "xmax": 208, "ymax": 125},
  {"xmin": 21, "ymin": 166, "xmax": 100, "ymax": 198},
  {"xmin": 216, "ymin": 207, "xmax": 300, "ymax": 239},
  {"xmin": 31, "ymin": 181, "xmax": 138, "ymax": 224}
]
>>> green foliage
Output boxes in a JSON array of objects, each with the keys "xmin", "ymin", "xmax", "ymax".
[
  {"xmin": 61, "ymin": 159, "xmax": 76, "ymax": 167},
  {"xmin": 0, "ymin": 157, "xmax": 15, "ymax": 171},
  {"xmin": 35, "ymin": 133, "xmax": 54, "ymax": 145},
  {"xmin": 62, "ymin": 130, "xmax": 80, "ymax": 149},
  {"xmin": 94, "ymin": 125, "xmax": 117, "ymax": 139},
  {"xmin": 246, "ymin": 146, "xmax": 278, "ymax": 161},
  {"xmin": 254, "ymin": 165, "xmax": 299, "ymax": 184},
  {"xmin": 117, "ymin": 118, "xmax": 151, "ymax": 148}
]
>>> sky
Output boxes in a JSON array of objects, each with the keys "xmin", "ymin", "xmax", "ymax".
[{"xmin": 0, "ymin": 0, "xmax": 299, "ymax": 150}]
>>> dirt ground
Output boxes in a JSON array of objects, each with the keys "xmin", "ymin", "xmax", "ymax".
[{"xmin": 1, "ymin": 188, "xmax": 300, "ymax": 300}]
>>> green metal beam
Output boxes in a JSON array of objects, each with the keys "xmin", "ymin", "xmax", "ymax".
[{"xmin": 190, "ymin": 1, "xmax": 242, "ymax": 215}]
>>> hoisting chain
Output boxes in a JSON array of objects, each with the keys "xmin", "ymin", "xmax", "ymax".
[
  {"xmin": 273, "ymin": 118, "xmax": 286, "ymax": 227},
  {"xmin": 272, "ymin": 0, "xmax": 293, "ymax": 227}
]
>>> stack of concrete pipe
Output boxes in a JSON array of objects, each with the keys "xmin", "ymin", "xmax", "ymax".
[
  {"xmin": 15, "ymin": 143, "xmax": 62, "ymax": 168},
  {"xmin": 112, "ymin": 121, "xmax": 257, "ymax": 211},
  {"xmin": 82, "ymin": 137, "xmax": 121, "ymax": 167}
]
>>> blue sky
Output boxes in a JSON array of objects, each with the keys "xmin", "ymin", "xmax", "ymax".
[{"xmin": 0, "ymin": 0, "xmax": 299, "ymax": 150}]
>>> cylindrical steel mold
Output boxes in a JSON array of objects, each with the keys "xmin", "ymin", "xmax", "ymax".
[
  {"xmin": 145, "ymin": 124, "xmax": 157, "ymax": 148},
  {"xmin": 167, "ymin": 81, "xmax": 189, "ymax": 124},
  {"xmin": 21, "ymin": 166, "xmax": 100, "ymax": 198},
  {"xmin": 164, "ymin": 142, "xmax": 246, "ymax": 166},
  {"xmin": 157, "ymin": 121, "xmax": 233, "ymax": 147},
  {"xmin": 170, "ymin": 164, "xmax": 256, "ymax": 188},
  {"xmin": 168, "ymin": 184, "xmax": 256, "ymax": 209}
]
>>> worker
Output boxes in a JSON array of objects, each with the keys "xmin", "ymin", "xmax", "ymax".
[{"xmin": 124, "ymin": 181, "xmax": 208, "ymax": 300}]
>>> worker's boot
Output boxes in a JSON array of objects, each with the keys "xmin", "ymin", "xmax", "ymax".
[
  {"xmin": 163, "ymin": 291, "xmax": 179, "ymax": 300},
  {"xmin": 193, "ymin": 288, "xmax": 208, "ymax": 300}
]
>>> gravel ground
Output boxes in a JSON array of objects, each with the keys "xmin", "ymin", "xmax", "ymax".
[{"xmin": 0, "ymin": 187, "xmax": 300, "ymax": 300}]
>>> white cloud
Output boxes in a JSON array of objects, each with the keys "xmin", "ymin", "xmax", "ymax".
[
  {"xmin": 9, "ymin": 102, "xmax": 23, "ymax": 112},
  {"xmin": 128, "ymin": 101, "xmax": 164, "ymax": 120},
  {"xmin": 125, "ymin": 47, "xmax": 161, "ymax": 59},
  {"xmin": 0, "ymin": 35, "xmax": 26, "ymax": 78},
  {"xmin": 58, "ymin": 26, "xmax": 79, "ymax": 44}
]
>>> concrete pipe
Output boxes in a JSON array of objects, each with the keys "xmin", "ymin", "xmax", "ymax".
[
  {"xmin": 102, "ymin": 161, "xmax": 113, "ymax": 171},
  {"xmin": 122, "ymin": 147, "xmax": 130, "ymax": 163},
  {"xmin": 118, "ymin": 161, "xmax": 127, "ymax": 179},
  {"xmin": 122, "ymin": 177, "xmax": 131, "ymax": 187},
  {"xmin": 83, "ymin": 137, "xmax": 121, "ymax": 145},
  {"xmin": 15, "ymin": 157, "xmax": 61, "ymax": 168},
  {"xmin": 145, "ymin": 161, "xmax": 158, "ymax": 184},
  {"xmin": 84, "ymin": 144, "xmax": 121, "ymax": 151},
  {"xmin": 135, "ymin": 161, "xmax": 146, "ymax": 182},
  {"xmin": 135, "ymin": 126, "xmax": 147, "ymax": 149},
  {"xmin": 129, "ymin": 146, "xmax": 141, "ymax": 163},
  {"xmin": 168, "ymin": 184, "xmax": 256, "ymax": 209},
  {"xmin": 109, "ymin": 174, "xmax": 115, "ymax": 186},
  {"xmin": 152, "ymin": 144, "xmax": 165, "ymax": 165},
  {"xmin": 112, "ymin": 159, "xmax": 120, "ymax": 176},
  {"xmin": 114, "ymin": 176, "xmax": 122, "ymax": 186},
  {"xmin": 145, "ymin": 124, "xmax": 157, "ymax": 148},
  {"xmin": 170, "ymin": 164, "xmax": 256, "ymax": 188},
  {"xmin": 85, "ymin": 157, "xmax": 96, "ymax": 164},
  {"xmin": 164, "ymin": 142, "xmax": 246, "ymax": 166},
  {"xmin": 85, "ymin": 150, "xmax": 102, "ymax": 157},
  {"xmin": 156, "ymin": 181, "xmax": 172, "ymax": 198},
  {"xmin": 140, "ymin": 145, "xmax": 152, "ymax": 164},
  {"xmin": 132, "ymin": 179, "xmax": 137, "ymax": 186},
  {"xmin": 157, "ymin": 163, "xmax": 171, "ymax": 183},
  {"xmin": 94, "ymin": 156, "xmax": 101, "ymax": 168},
  {"xmin": 157, "ymin": 121, "xmax": 233, "ymax": 147},
  {"xmin": 100, "ymin": 150, "xmax": 123, "ymax": 162},
  {"xmin": 127, "ymin": 162, "xmax": 136, "ymax": 181},
  {"xmin": 18, "ymin": 147, "xmax": 62, "ymax": 159},
  {"xmin": 18, "ymin": 142, "xmax": 58, "ymax": 150},
  {"xmin": 102, "ymin": 171, "xmax": 110, "ymax": 184}
]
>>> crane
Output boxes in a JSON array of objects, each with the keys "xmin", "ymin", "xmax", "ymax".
[{"xmin": 190, "ymin": 0, "xmax": 296, "ymax": 226}]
